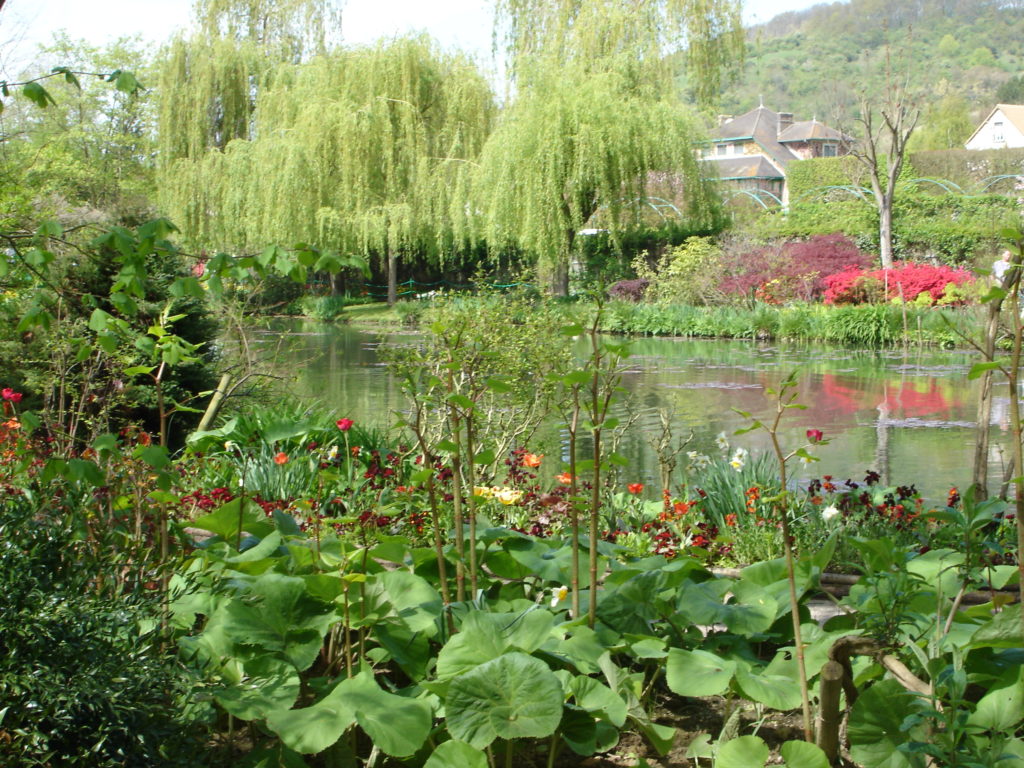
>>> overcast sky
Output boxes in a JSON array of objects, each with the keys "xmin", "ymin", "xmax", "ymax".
[{"xmin": 1, "ymin": 0, "xmax": 829, "ymax": 75}]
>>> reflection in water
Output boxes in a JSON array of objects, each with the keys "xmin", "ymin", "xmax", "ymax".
[{"xmin": 254, "ymin": 319, "xmax": 1007, "ymax": 500}]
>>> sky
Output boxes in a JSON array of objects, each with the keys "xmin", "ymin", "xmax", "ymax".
[{"xmin": 1, "ymin": 0, "xmax": 830, "ymax": 75}]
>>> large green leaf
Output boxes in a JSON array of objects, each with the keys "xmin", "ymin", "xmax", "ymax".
[
  {"xmin": 848, "ymin": 679, "xmax": 922, "ymax": 768},
  {"xmin": 265, "ymin": 677, "xmax": 357, "ymax": 754},
  {"xmin": 376, "ymin": 570, "xmax": 443, "ymax": 634},
  {"xmin": 970, "ymin": 604, "xmax": 1023, "ymax": 649},
  {"xmin": 780, "ymin": 740, "xmax": 830, "ymax": 768},
  {"xmin": 967, "ymin": 666, "xmax": 1024, "ymax": 732},
  {"xmin": 666, "ymin": 648, "xmax": 736, "ymax": 697},
  {"xmin": 734, "ymin": 666, "xmax": 803, "ymax": 711},
  {"xmin": 568, "ymin": 675, "xmax": 628, "ymax": 727},
  {"xmin": 342, "ymin": 671, "xmax": 432, "ymax": 757},
  {"xmin": 560, "ymin": 706, "xmax": 620, "ymax": 756},
  {"xmin": 436, "ymin": 610, "xmax": 554, "ymax": 680},
  {"xmin": 423, "ymin": 740, "xmax": 489, "ymax": 768},
  {"xmin": 222, "ymin": 572, "xmax": 336, "ymax": 671},
  {"xmin": 445, "ymin": 652, "xmax": 564, "ymax": 749},
  {"xmin": 716, "ymin": 735, "xmax": 769, "ymax": 768},
  {"xmin": 192, "ymin": 497, "xmax": 274, "ymax": 542},
  {"xmin": 214, "ymin": 655, "xmax": 300, "ymax": 721}
]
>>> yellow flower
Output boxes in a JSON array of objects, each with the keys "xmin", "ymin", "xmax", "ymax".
[
  {"xmin": 473, "ymin": 486, "xmax": 494, "ymax": 499},
  {"xmin": 494, "ymin": 488, "xmax": 523, "ymax": 505}
]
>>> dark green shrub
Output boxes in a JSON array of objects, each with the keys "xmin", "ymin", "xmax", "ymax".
[{"xmin": 0, "ymin": 501, "xmax": 207, "ymax": 767}]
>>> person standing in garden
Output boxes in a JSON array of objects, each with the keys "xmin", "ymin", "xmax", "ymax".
[{"xmin": 994, "ymin": 249, "xmax": 1013, "ymax": 284}]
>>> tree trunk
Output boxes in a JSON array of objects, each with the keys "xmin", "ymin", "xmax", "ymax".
[
  {"xmin": 387, "ymin": 251, "xmax": 398, "ymax": 306},
  {"xmin": 879, "ymin": 198, "xmax": 894, "ymax": 269},
  {"xmin": 973, "ymin": 286, "xmax": 1009, "ymax": 497},
  {"xmin": 551, "ymin": 259, "xmax": 570, "ymax": 298},
  {"xmin": 331, "ymin": 270, "xmax": 347, "ymax": 297}
]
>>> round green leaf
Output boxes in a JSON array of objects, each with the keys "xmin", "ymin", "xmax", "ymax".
[
  {"xmin": 424, "ymin": 740, "xmax": 489, "ymax": 768},
  {"xmin": 446, "ymin": 652, "xmax": 564, "ymax": 749},
  {"xmin": 781, "ymin": 740, "xmax": 830, "ymax": 768},
  {"xmin": 734, "ymin": 667, "xmax": 803, "ymax": 711},
  {"xmin": 666, "ymin": 648, "xmax": 736, "ymax": 697},
  {"xmin": 716, "ymin": 735, "xmax": 769, "ymax": 768}
]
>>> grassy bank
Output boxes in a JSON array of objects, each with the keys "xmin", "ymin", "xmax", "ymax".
[{"xmin": 338, "ymin": 295, "xmax": 983, "ymax": 348}]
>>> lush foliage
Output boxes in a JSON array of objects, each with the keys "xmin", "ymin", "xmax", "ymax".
[{"xmin": 823, "ymin": 262, "xmax": 975, "ymax": 305}]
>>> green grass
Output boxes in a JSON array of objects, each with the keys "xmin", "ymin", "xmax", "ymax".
[{"xmin": 342, "ymin": 301, "xmax": 403, "ymax": 324}]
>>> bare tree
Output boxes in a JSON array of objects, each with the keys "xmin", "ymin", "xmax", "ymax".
[{"xmin": 844, "ymin": 50, "xmax": 919, "ymax": 269}]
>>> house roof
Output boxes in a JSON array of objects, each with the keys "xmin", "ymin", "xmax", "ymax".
[
  {"xmin": 964, "ymin": 103, "xmax": 1024, "ymax": 147},
  {"xmin": 705, "ymin": 155, "xmax": 785, "ymax": 181},
  {"xmin": 778, "ymin": 119, "xmax": 847, "ymax": 143},
  {"xmin": 712, "ymin": 106, "xmax": 798, "ymax": 170}
]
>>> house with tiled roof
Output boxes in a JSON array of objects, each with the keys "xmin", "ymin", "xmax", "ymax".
[
  {"xmin": 965, "ymin": 104, "xmax": 1024, "ymax": 150},
  {"xmin": 702, "ymin": 104, "xmax": 849, "ymax": 205}
]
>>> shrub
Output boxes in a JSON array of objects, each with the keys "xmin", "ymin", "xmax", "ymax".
[
  {"xmin": 823, "ymin": 262, "xmax": 975, "ymax": 305},
  {"xmin": 607, "ymin": 278, "xmax": 650, "ymax": 302},
  {"xmin": 720, "ymin": 233, "xmax": 870, "ymax": 304},
  {"xmin": 299, "ymin": 294, "xmax": 347, "ymax": 321},
  {"xmin": 632, "ymin": 236, "xmax": 724, "ymax": 305},
  {"xmin": 0, "ymin": 501, "xmax": 205, "ymax": 767}
]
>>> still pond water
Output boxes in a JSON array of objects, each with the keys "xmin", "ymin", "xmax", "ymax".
[{"xmin": 254, "ymin": 319, "xmax": 1012, "ymax": 500}]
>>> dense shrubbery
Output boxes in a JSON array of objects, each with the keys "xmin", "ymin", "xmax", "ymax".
[
  {"xmin": 719, "ymin": 233, "xmax": 870, "ymax": 304},
  {"xmin": 0, "ymin": 501, "xmax": 204, "ymax": 767},
  {"xmin": 823, "ymin": 262, "xmax": 975, "ymax": 305}
]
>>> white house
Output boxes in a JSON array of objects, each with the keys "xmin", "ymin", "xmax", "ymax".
[{"xmin": 965, "ymin": 104, "xmax": 1024, "ymax": 150}]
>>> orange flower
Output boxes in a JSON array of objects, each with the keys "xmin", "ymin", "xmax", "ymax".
[
  {"xmin": 673, "ymin": 500, "xmax": 691, "ymax": 515},
  {"xmin": 351, "ymin": 445, "xmax": 361, "ymax": 457},
  {"xmin": 555, "ymin": 472, "xmax": 573, "ymax": 485},
  {"xmin": 627, "ymin": 483, "xmax": 644, "ymax": 495},
  {"xmin": 522, "ymin": 453, "xmax": 543, "ymax": 468},
  {"xmin": 724, "ymin": 513, "xmax": 738, "ymax": 527},
  {"xmin": 274, "ymin": 452, "xmax": 289, "ymax": 465}
]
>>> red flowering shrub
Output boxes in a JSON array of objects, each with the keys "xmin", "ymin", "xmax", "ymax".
[
  {"xmin": 823, "ymin": 262, "xmax": 974, "ymax": 305},
  {"xmin": 719, "ymin": 233, "xmax": 869, "ymax": 303}
]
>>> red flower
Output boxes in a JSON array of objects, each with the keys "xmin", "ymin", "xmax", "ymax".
[
  {"xmin": 627, "ymin": 483, "xmax": 644, "ymax": 495},
  {"xmin": 806, "ymin": 428, "xmax": 823, "ymax": 444},
  {"xmin": 273, "ymin": 452, "xmax": 289, "ymax": 465},
  {"xmin": 1, "ymin": 388, "xmax": 22, "ymax": 403},
  {"xmin": 336, "ymin": 418, "xmax": 354, "ymax": 432}
]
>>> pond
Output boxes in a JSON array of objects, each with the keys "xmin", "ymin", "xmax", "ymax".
[{"xmin": 251, "ymin": 318, "xmax": 1011, "ymax": 500}]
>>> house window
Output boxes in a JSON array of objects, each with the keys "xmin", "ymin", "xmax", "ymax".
[
  {"xmin": 822, "ymin": 143, "xmax": 837, "ymax": 157},
  {"xmin": 717, "ymin": 144, "xmax": 728, "ymax": 156},
  {"xmin": 994, "ymin": 121, "xmax": 1004, "ymax": 143}
]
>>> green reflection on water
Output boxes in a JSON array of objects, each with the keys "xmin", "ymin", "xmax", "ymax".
[{"xmin": 253, "ymin": 318, "xmax": 1005, "ymax": 500}]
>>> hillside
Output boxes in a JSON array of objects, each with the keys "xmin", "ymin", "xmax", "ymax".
[{"xmin": 709, "ymin": 0, "xmax": 1024, "ymax": 143}]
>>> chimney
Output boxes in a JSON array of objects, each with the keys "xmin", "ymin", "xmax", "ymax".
[
  {"xmin": 718, "ymin": 114, "xmax": 733, "ymax": 127},
  {"xmin": 778, "ymin": 112, "xmax": 794, "ymax": 132}
]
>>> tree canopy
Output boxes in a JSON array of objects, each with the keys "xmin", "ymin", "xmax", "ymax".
[
  {"xmin": 478, "ymin": 0, "xmax": 741, "ymax": 294},
  {"xmin": 159, "ymin": 35, "xmax": 495, "ymax": 298}
]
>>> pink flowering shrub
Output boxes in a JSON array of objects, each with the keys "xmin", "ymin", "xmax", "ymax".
[
  {"xmin": 823, "ymin": 262, "xmax": 974, "ymax": 305},
  {"xmin": 719, "ymin": 233, "xmax": 870, "ymax": 303}
]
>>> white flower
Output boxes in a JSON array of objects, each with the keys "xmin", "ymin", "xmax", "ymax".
[
  {"xmin": 715, "ymin": 431, "xmax": 730, "ymax": 452},
  {"xmin": 821, "ymin": 505, "xmax": 841, "ymax": 523},
  {"xmin": 730, "ymin": 447, "xmax": 747, "ymax": 472},
  {"xmin": 224, "ymin": 440, "xmax": 238, "ymax": 452},
  {"xmin": 327, "ymin": 444, "xmax": 339, "ymax": 461},
  {"xmin": 799, "ymin": 454, "xmax": 814, "ymax": 465},
  {"xmin": 550, "ymin": 585, "xmax": 569, "ymax": 608}
]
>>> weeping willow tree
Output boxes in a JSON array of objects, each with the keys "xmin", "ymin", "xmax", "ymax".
[
  {"xmin": 478, "ymin": 0, "xmax": 743, "ymax": 295},
  {"xmin": 159, "ymin": 32, "xmax": 494, "ymax": 302},
  {"xmin": 157, "ymin": 0, "xmax": 340, "ymax": 163}
]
